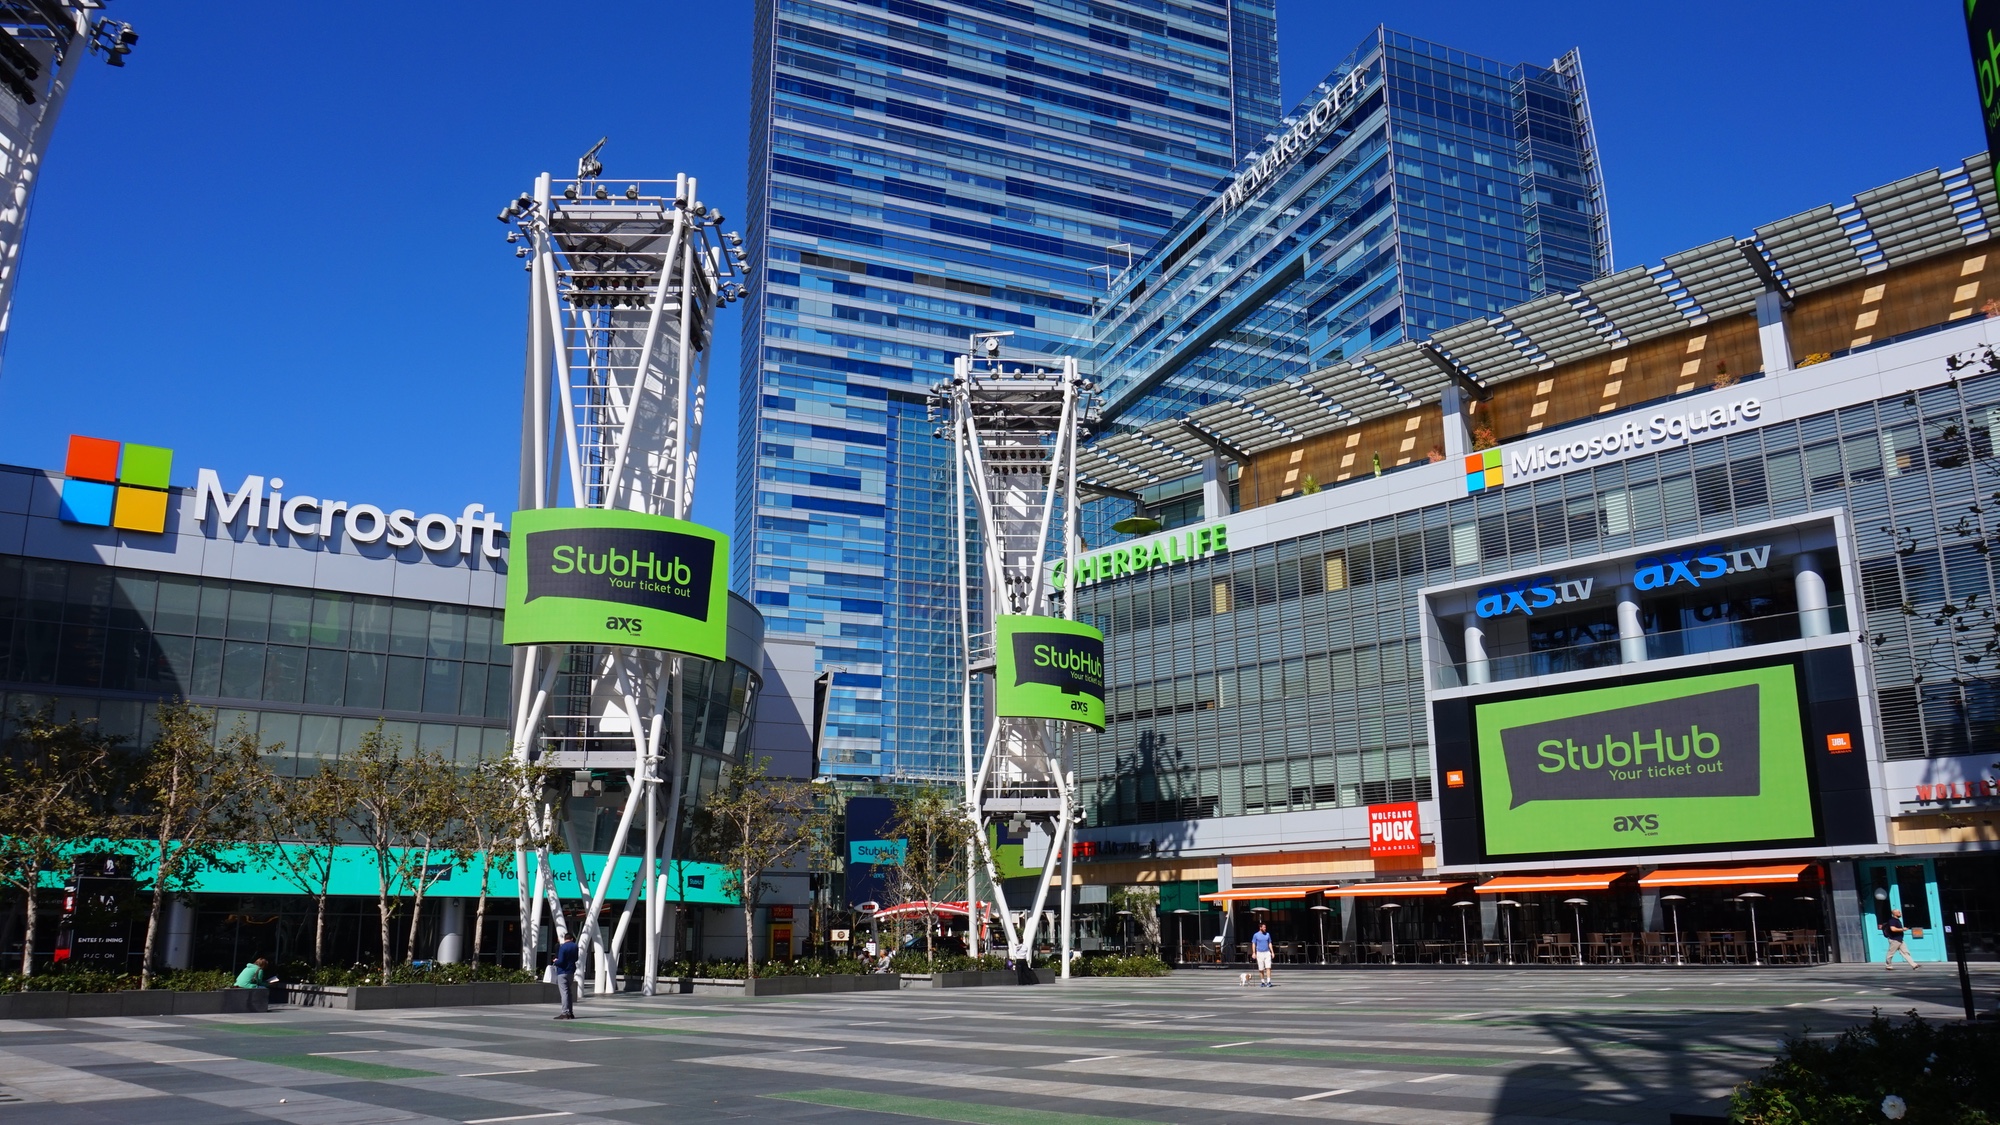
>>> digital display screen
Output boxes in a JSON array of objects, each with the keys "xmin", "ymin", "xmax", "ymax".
[{"xmin": 1474, "ymin": 664, "xmax": 1816, "ymax": 857}]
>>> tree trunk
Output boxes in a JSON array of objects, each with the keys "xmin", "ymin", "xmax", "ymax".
[
  {"xmin": 925, "ymin": 907, "xmax": 935, "ymax": 961},
  {"xmin": 313, "ymin": 891, "xmax": 328, "ymax": 966},
  {"xmin": 742, "ymin": 864, "xmax": 757, "ymax": 980},
  {"xmin": 20, "ymin": 873, "xmax": 39, "ymax": 977},
  {"xmin": 139, "ymin": 842, "xmax": 173, "ymax": 990},
  {"xmin": 473, "ymin": 860, "xmax": 491, "ymax": 966},
  {"xmin": 405, "ymin": 874, "xmax": 428, "ymax": 965},
  {"xmin": 377, "ymin": 889, "xmax": 395, "ymax": 984}
]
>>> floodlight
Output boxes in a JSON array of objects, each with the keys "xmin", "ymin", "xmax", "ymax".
[
  {"xmin": 594, "ymin": 184, "xmax": 608, "ymax": 200},
  {"xmin": 563, "ymin": 185, "xmax": 577, "ymax": 200},
  {"xmin": 625, "ymin": 184, "xmax": 639, "ymax": 200}
]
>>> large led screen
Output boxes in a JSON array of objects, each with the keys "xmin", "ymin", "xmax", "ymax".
[{"xmin": 1474, "ymin": 664, "xmax": 1815, "ymax": 857}]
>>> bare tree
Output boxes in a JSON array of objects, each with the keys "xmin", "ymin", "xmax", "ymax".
[
  {"xmin": 344, "ymin": 724, "xmax": 431, "ymax": 983},
  {"xmin": 130, "ymin": 703, "xmax": 264, "ymax": 989},
  {"xmin": 0, "ymin": 710, "xmax": 120, "ymax": 977},
  {"xmin": 691, "ymin": 756, "xmax": 831, "ymax": 979},
  {"xmin": 395, "ymin": 749, "xmax": 463, "ymax": 967},
  {"xmin": 457, "ymin": 756, "xmax": 551, "ymax": 964},
  {"xmin": 253, "ymin": 758, "xmax": 356, "ymax": 966},
  {"xmin": 886, "ymin": 786, "xmax": 975, "ymax": 961}
]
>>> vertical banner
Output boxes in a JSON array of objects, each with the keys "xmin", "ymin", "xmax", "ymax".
[
  {"xmin": 502, "ymin": 509, "xmax": 729, "ymax": 658},
  {"xmin": 1969, "ymin": 0, "xmax": 2000, "ymax": 194},
  {"xmin": 993, "ymin": 615, "xmax": 1106, "ymax": 729}
]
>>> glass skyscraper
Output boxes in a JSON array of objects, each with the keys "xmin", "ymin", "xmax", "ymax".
[
  {"xmin": 739, "ymin": 0, "xmax": 1282, "ymax": 778},
  {"xmin": 1089, "ymin": 28, "xmax": 1612, "ymax": 438}
]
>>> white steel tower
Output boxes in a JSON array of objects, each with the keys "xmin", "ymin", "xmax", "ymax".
[
  {"xmin": 0, "ymin": 4, "xmax": 137, "ymax": 371},
  {"xmin": 499, "ymin": 152, "xmax": 749, "ymax": 996},
  {"xmin": 935, "ymin": 333, "xmax": 1094, "ymax": 975}
]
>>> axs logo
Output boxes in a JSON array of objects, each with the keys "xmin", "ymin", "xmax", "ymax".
[{"xmin": 1612, "ymin": 813, "xmax": 1660, "ymax": 836}]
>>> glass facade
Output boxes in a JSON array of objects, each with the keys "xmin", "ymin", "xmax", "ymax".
[
  {"xmin": 739, "ymin": 0, "xmax": 1282, "ymax": 778},
  {"xmin": 1076, "ymin": 367, "xmax": 2000, "ymax": 830},
  {"xmin": 0, "ymin": 556, "xmax": 510, "ymax": 768},
  {"xmin": 1083, "ymin": 29, "xmax": 1610, "ymax": 525}
]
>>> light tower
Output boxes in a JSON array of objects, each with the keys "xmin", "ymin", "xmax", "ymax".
[
  {"xmin": 498, "ymin": 148, "xmax": 750, "ymax": 996},
  {"xmin": 0, "ymin": 4, "xmax": 138, "ymax": 372},
  {"xmin": 934, "ymin": 333, "xmax": 1101, "ymax": 975}
]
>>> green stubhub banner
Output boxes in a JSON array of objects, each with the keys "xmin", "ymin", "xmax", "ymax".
[
  {"xmin": 994, "ymin": 615, "xmax": 1106, "ymax": 729},
  {"xmin": 504, "ymin": 509, "xmax": 729, "ymax": 658},
  {"xmin": 1475, "ymin": 663, "xmax": 1815, "ymax": 857}
]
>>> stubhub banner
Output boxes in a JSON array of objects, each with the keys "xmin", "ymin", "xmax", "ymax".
[
  {"xmin": 1473, "ymin": 663, "xmax": 1817, "ymax": 858},
  {"xmin": 994, "ymin": 615, "xmax": 1106, "ymax": 729},
  {"xmin": 503, "ymin": 509, "xmax": 729, "ymax": 659}
]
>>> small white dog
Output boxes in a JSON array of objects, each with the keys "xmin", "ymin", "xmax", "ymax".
[{"xmin": 1239, "ymin": 971, "xmax": 1252, "ymax": 985}]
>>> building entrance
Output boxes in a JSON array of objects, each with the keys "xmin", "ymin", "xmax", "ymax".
[{"xmin": 1857, "ymin": 859, "xmax": 1944, "ymax": 963}]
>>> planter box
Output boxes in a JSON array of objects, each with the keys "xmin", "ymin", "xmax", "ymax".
[
  {"xmin": 741, "ymin": 973, "xmax": 898, "ymax": 997},
  {"xmin": 0, "ymin": 989, "xmax": 267, "ymax": 1020},
  {"xmin": 928, "ymin": 970, "xmax": 1025, "ymax": 988},
  {"xmin": 278, "ymin": 982, "xmax": 554, "ymax": 1011}
]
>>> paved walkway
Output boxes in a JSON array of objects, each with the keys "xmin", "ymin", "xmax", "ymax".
[{"xmin": 0, "ymin": 965, "xmax": 1988, "ymax": 1124}]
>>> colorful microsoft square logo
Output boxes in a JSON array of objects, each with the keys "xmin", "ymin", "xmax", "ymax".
[
  {"xmin": 58, "ymin": 435, "xmax": 173, "ymax": 533},
  {"xmin": 1463, "ymin": 448, "xmax": 1504, "ymax": 493}
]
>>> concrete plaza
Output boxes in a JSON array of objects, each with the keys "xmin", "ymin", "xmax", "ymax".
[{"xmin": 0, "ymin": 965, "xmax": 1989, "ymax": 1124}]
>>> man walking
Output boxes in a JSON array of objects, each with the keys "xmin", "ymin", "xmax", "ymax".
[
  {"xmin": 1882, "ymin": 909, "xmax": 1919, "ymax": 971},
  {"xmin": 553, "ymin": 929, "xmax": 580, "ymax": 1019},
  {"xmin": 1252, "ymin": 922, "xmax": 1275, "ymax": 988}
]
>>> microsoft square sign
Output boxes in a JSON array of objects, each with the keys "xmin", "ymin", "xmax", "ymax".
[{"xmin": 503, "ymin": 509, "xmax": 729, "ymax": 659}]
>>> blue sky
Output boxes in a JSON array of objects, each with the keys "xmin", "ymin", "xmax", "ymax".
[{"xmin": 0, "ymin": 2, "xmax": 1976, "ymax": 536}]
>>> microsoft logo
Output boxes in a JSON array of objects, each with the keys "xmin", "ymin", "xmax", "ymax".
[
  {"xmin": 1463, "ymin": 448, "xmax": 1504, "ymax": 492},
  {"xmin": 58, "ymin": 435, "xmax": 174, "ymax": 533}
]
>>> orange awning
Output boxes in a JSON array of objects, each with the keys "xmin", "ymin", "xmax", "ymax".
[
  {"xmin": 1320, "ymin": 880, "xmax": 1465, "ymax": 898},
  {"xmin": 1476, "ymin": 873, "xmax": 1624, "ymax": 894},
  {"xmin": 1637, "ymin": 864, "xmax": 1811, "ymax": 889},
  {"xmin": 1198, "ymin": 885, "xmax": 1336, "ymax": 903}
]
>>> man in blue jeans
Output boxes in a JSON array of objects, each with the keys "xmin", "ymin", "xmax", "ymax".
[
  {"xmin": 1251, "ymin": 923, "xmax": 1275, "ymax": 987},
  {"xmin": 553, "ymin": 930, "xmax": 580, "ymax": 1019}
]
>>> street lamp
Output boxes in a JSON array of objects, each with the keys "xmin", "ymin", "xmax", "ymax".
[
  {"xmin": 1563, "ymin": 898, "xmax": 1589, "ymax": 965},
  {"xmin": 1380, "ymin": 902, "xmax": 1402, "ymax": 966},
  {"xmin": 1496, "ymin": 900, "xmax": 1519, "ymax": 965},
  {"xmin": 1173, "ymin": 909, "xmax": 1190, "ymax": 965},
  {"xmin": 1311, "ymin": 904, "xmax": 1331, "ymax": 965},
  {"xmin": 1660, "ymin": 894, "xmax": 1687, "ymax": 965},
  {"xmin": 1738, "ymin": 892, "xmax": 1766, "ymax": 966},
  {"xmin": 1116, "ymin": 909, "xmax": 1134, "ymax": 954},
  {"xmin": 1453, "ymin": 900, "xmax": 1476, "ymax": 964}
]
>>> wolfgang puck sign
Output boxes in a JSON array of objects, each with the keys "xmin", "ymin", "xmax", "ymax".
[
  {"xmin": 503, "ymin": 509, "xmax": 729, "ymax": 659},
  {"xmin": 1368, "ymin": 802, "xmax": 1422, "ymax": 857},
  {"xmin": 994, "ymin": 615, "xmax": 1106, "ymax": 729}
]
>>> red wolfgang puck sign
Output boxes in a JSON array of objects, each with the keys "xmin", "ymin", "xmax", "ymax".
[{"xmin": 1368, "ymin": 802, "xmax": 1422, "ymax": 857}]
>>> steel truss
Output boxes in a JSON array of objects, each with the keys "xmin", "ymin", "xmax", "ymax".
[
  {"xmin": 934, "ymin": 336, "xmax": 1091, "ymax": 975},
  {"xmin": 502, "ymin": 164, "xmax": 748, "ymax": 995}
]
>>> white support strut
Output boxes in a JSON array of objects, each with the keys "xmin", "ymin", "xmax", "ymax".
[
  {"xmin": 933, "ymin": 338, "xmax": 1092, "ymax": 972},
  {"xmin": 501, "ymin": 160, "xmax": 748, "ymax": 993}
]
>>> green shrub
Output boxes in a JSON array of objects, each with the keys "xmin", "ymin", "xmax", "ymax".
[
  {"xmin": 2, "ymin": 965, "xmax": 238, "ymax": 993},
  {"xmin": 667, "ymin": 957, "xmax": 880, "ymax": 979},
  {"xmin": 277, "ymin": 962, "xmax": 533, "ymax": 987},
  {"xmin": 1732, "ymin": 1011, "xmax": 2000, "ymax": 1125},
  {"xmin": 888, "ymin": 952, "xmax": 1006, "ymax": 974},
  {"xmin": 1073, "ymin": 953, "xmax": 1172, "ymax": 977}
]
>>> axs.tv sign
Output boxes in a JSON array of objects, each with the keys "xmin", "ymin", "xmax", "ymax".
[{"xmin": 502, "ymin": 509, "xmax": 730, "ymax": 660}]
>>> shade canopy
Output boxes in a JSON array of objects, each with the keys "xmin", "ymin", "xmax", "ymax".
[
  {"xmin": 1197, "ymin": 885, "xmax": 1337, "ymax": 903},
  {"xmin": 871, "ymin": 900, "xmax": 991, "ymax": 921},
  {"xmin": 1321, "ymin": 880, "xmax": 1465, "ymax": 898},
  {"xmin": 1475, "ymin": 873, "xmax": 1623, "ymax": 894},
  {"xmin": 1636, "ymin": 864, "xmax": 1812, "ymax": 889}
]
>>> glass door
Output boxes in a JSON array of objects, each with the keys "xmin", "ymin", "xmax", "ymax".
[{"xmin": 1857, "ymin": 859, "xmax": 1945, "ymax": 963}]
